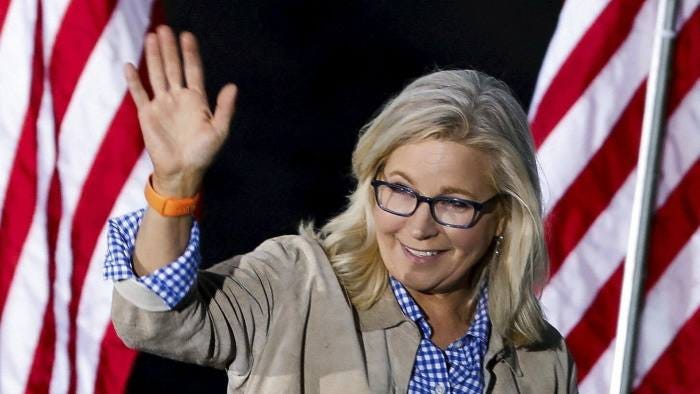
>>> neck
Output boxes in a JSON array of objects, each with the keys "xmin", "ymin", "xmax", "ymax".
[
  {"xmin": 407, "ymin": 285, "xmax": 481, "ymax": 349},
  {"xmin": 407, "ymin": 285, "xmax": 479, "ymax": 323}
]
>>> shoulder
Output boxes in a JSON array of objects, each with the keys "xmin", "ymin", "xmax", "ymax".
[
  {"xmin": 254, "ymin": 234, "xmax": 330, "ymax": 270},
  {"xmin": 513, "ymin": 323, "xmax": 578, "ymax": 392},
  {"xmin": 522, "ymin": 321, "xmax": 569, "ymax": 353},
  {"xmin": 261, "ymin": 234, "xmax": 328, "ymax": 259},
  {"xmin": 205, "ymin": 234, "xmax": 333, "ymax": 280}
]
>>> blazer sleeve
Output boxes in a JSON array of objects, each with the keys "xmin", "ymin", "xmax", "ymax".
[{"xmin": 110, "ymin": 236, "xmax": 302, "ymax": 374}]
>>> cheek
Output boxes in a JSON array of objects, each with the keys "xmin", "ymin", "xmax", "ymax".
[
  {"xmin": 372, "ymin": 206, "xmax": 407, "ymax": 263},
  {"xmin": 373, "ymin": 205, "xmax": 405, "ymax": 236},
  {"xmin": 448, "ymin": 221, "xmax": 497, "ymax": 257}
]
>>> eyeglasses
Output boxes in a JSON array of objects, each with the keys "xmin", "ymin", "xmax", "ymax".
[{"xmin": 370, "ymin": 179, "xmax": 500, "ymax": 229}]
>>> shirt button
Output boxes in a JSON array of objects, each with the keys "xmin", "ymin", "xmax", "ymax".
[{"xmin": 434, "ymin": 383, "xmax": 446, "ymax": 394}]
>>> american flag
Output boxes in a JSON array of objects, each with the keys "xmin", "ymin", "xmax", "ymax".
[
  {"xmin": 531, "ymin": 0, "xmax": 700, "ymax": 392},
  {"xmin": 0, "ymin": 0, "xmax": 158, "ymax": 392},
  {"xmin": 1, "ymin": 1, "xmax": 699, "ymax": 393}
]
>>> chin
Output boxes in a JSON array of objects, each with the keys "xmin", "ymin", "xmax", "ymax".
[{"xmin": 390, "ymin": 267, "xmax": 444, "ymax": 293}]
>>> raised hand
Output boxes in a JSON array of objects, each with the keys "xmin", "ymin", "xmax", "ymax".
[{"xmin": 125, "ymin": 25, "xmax": 237, "ymax": 197}]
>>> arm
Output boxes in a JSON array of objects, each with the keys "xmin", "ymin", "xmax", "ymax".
[
  {"xmin": 104, "ymin": 208, "xmax": 200, "ymax": 309},
  {"xmin": 123, "ymin": 25, "xmax": 237, "ymax": 275},
  {"xmin": 105, "ymin": 207, "xmax": 268, "ymax": 371},
  {"xmin": 111, "ymin": 236, "xmax": 296, "ymax": 372},
  {"xmin": 110, "ymin": 25, "xmax": 252, "ymax": 369}
]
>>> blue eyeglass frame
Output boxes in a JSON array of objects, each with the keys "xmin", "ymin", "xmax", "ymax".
[{"xmin": 370, "ymin": 179, "xmax": 500, "ymax": 229}]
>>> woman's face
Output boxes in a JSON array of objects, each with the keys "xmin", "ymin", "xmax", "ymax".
[{"xmin": 373, "ymin": 139, "xmax": 501, "ymax": 296}]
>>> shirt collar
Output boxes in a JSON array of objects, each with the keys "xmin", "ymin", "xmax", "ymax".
[
  {"xmin": 388, "ymin": 276, "xmax": 491, "ymax": 344},
  {"xmin": 354, "ymin": 280, "xmax": 521, "ymax": 376}
]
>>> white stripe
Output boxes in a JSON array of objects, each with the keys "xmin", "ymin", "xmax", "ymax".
[
  {"xmin": 536, "ymin": 0, "xmax": 699, "ymax": 214},
  {"xmin": 579, "ymin": 231, "xmax": 700, "ymax": 391},
  {"xmin": 76, "ymin": 153, "xmax": 151, "ymax": 394},
  {"xmin": 0, "ymin": 223, "xmax": 49, "ymax": 393},
  {"xmin": 541, "ymin": 170, "xmax": 634, "ymax": 335},
  {"xmin": 0, "ymin": 0, "xmax": 36, "ymax": 217},
  {"xmin": 0, "ymin": 77, "xmax": 55, "ymax": 393},
  {"xmin": 536, "ymin": 0, "xmax": 655, "ymax": 213},
  {"xmin": 579, "ymin": 340, "xmax": 615, "ymax": 394},
  {"xmin": 658, "ymin": 80, "xmax": 700, "ymax": 195},
  {"xmin": 41, "ymin": 0, "xmax": 71, "ymax": 60},
  {"xmin": 49, "ymin": 1, "xmax": 153, "ymax": 392},
  {"xmin": 0, "ymin": 5, "xmax": 75, "ymax": 390},
  {"xmin": 633, "ymin": 229, "xmax": 700, "ymax": 387},
  {"xmin": 542, "ymin": 82, "xmax": 700, "ymax": 334},
  {"xmin": 529, "ymin": 0, "xmax": 611, "ymax": 118}
]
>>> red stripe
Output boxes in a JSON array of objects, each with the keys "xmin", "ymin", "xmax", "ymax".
[
  {"xmin": 87, "ymin": 4, "xmax": 163, "ymax": 391},
  {"xmin": 66, "ymin": 82, "xmax": 145, "ymax": 394},
  {"xmin": 566, "ymin": 159, "xmax": 700, "ymax": 381},
  {"xmin": 25, "ymin": 86, "xmax": 62, "ymax": 394},
  {"xmin": 565, "ymin": 267, "xmax": 622, "ymax": 380},
  {"xmin": 557, "ymin": 10, "xmax": 700, "ymax": 380},
  {"xmin": 49, "ymin": 0, "xmax": 117, "ymax": 128},
  {"xmin": 94, "ymin": 325, "xmax": 138, "ymax": 394},
  {"xmin": 634, "ymin": 303, "xmax": 700, "ymax": 393},
  {"xmin": 24, "ymin": 0, "xmax": 121, "ymax": 389},
  {"xmin": 645, "ymin": 176, "xmax": 700, "ymax": 290},
  {"xmin": 0, "ymin": 0, "xmax": 11, "ymax": 39},
  {"xmin": 659, "ymin": 7, "xmax": 700, "ymax": 131},
  {"xmin": 545, "ymin": 8, "xmax": 700, "ymax": 278},
  {"xmin": 24, "ymin": 183, "xmax": 60, "ymax": 393},
  {"xmin": 530, "ymin": 0, "xmax": 645, "ymax": 148},
  {"xmin": 0, "ymin": 0, "xmax": 42, "ymax": 321},
  {"xmin": 545, "ymin": 82, "xmax": 645, "ymax": 277}
]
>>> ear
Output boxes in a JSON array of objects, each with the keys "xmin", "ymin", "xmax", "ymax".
[
  {"xmin": 494, "ymin": 199, "xmax": 508, "ymax": 237},
  {"xmin": 495, "ymin": 219, "xmax": 506, "ymax": 238}
]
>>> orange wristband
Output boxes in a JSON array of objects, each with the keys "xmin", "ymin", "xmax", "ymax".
[{"xmin": 144, "ymin": 175, "xmax": 200, "ymax": 217}]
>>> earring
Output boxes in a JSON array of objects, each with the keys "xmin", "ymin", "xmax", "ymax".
[{"xmin": 494, "ymin": 235, "xmax": 504, "ymax": 257}]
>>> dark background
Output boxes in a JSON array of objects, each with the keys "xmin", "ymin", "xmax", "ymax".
[{"xmin": 127, "ymin": 1, "xmax": 562, "ymax": 391}]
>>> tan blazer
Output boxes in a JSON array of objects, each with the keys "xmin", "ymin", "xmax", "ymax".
[{"xmin": 112, "ymin": 235, "xmax": 578, "ymax": 393}]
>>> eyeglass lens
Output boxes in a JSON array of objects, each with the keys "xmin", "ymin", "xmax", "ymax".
[{"xmin": 375, "ymin": 183, "xmax": 475, "ymax": 227}]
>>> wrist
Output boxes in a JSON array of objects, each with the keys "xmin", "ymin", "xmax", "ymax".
[
  {"xmin": 151, "ymin": 172, "xmax": 202, "ymax": 198},
  {"xmin": 145, "ymin": 174, "xmax": 200, "ymax": 217}
]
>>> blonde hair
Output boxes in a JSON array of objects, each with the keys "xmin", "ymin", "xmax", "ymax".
[{"xmin": 305, "ymin": 69, "xmax": 549, "ymax": 346}]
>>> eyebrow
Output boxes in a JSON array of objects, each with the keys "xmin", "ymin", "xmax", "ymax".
[{"xmin": 385, "ymin": 170, "xmax": 478, "ymax": 199}]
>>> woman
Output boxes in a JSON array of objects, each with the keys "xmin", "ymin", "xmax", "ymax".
[{"xmin": 106, "ymin": 25, "xmax": 577, "ymax": 393}]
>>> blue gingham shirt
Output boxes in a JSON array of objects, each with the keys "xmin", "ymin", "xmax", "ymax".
[
  {"xmin": 390, "ymin": 277, "xmax": 489, "ymax": 394},
  {"xmin": 104, "ymin": 208, "xmax": 200, "ymax": 308},
  {"xmin": 104, "ymin": 209, "xmax": 490, "ymax": 393}
]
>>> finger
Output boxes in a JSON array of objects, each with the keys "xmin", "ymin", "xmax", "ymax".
[
  {"xmin": 157, "ymin": 25, "xmax": 184, "ymax": 90},
  {"xmin": 212, "ymin": 84, "xmax": 238, "ymax": 135},
  {"xmin": 145, "ymin": 33, "xmax": 167, "ymax": 94},
  {"xmin": 124, "ymin": 63, "xmax": 149, "ymax": 108},
  {"xmin": 180, "ymin": 32, "xmax": 205, "ymax": 94}
]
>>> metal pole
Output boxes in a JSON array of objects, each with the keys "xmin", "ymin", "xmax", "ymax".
[{"xmin": 609, "ymin": 0, "xmax": 679, "ymax": 393}]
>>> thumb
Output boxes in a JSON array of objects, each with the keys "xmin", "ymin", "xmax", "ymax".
[{"xmin": 212, "ymin": 83, "xmax": 238, "ymax": 135}]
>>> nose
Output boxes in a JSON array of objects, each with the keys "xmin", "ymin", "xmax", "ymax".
[{"xmin": 408, "ymin": 201, "xmax": 440, "ymax": 240}]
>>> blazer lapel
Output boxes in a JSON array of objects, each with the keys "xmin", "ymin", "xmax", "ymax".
[
  {"xmin": 356, "ymin": 286, "xmax": 421, "ymax": 392},
  {"xmin": 356, "ymin": 286, "xmax": 406, "ymax": 331},
  {"xmin": 483, "ymin": 328, "xmax": 523, "ymax": 393}
]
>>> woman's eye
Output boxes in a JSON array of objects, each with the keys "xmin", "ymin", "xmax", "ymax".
[
  {"xmin": 446, "ymin": 200, "xmax": 469, "ymax": 211},
  {"xmin": 390, "ymin": 184, "xmax": 413, "ymax": 194}
]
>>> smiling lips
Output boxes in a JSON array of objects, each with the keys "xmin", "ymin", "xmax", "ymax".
[{"xmin": 402, "ymin": 244, "xmax": 446, "ymax": 259}]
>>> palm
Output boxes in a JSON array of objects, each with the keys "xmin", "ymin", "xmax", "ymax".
[
  {"xmin": 139, "ymin": 89, "xmax": 222, "ymax": 175},
  {"xmin": 124, "ymin": 26, "xmax": 237, "ymax": 196}
]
